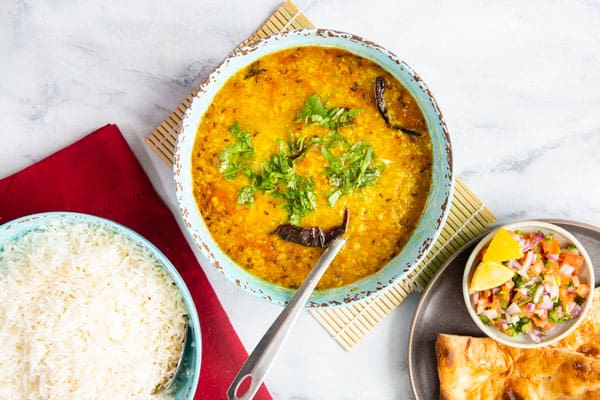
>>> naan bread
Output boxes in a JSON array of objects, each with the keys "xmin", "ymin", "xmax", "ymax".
[
  {"xmin": 436, "ymin": 333, "xmax": 600, "ymax": 399},
  {"xmin": 553, "ymin": 290, "xmax": 600, "ymax": 358},
  {"xmin": 437, "ymin": 291, "xmax": 600, "ymax": 399}
]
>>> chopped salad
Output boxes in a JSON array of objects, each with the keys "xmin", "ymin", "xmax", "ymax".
[{"xmin": 471, "ymin": 230, "xmax": 591, "ymax": 342}]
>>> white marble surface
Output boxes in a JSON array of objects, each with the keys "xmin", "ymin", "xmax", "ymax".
[{"xmin": 2, "ymin": 1, "xmax": 600, "ymax": 398}]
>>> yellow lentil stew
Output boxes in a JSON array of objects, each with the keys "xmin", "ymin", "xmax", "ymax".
[{"xmin": 192, "ymin": 46, "xmax": 432, "ymax": 290}]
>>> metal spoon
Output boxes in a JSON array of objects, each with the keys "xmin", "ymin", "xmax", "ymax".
[{"xmin": 227, "ymin": 236, "xmax": 347, "ymax": 400}]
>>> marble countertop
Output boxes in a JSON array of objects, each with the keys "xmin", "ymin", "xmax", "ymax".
[{"xmin": 2, "ymin": 0, "xmax": 600, "ymax": 398}]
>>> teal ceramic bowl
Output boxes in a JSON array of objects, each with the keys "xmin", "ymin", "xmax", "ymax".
[
  {"xmin": 0, "ymin": 212, "xmax": 201, "ymax": 399},
  {"xmin": 174, "ymin": 29, "xmax": 453, "ymax": 308}
]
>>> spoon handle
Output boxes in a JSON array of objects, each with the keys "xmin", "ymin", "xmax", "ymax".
[{"xmin": 227, "ymin": 237, "xmax": 347, "ymax": 400}]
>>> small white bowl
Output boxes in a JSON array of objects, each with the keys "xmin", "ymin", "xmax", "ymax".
[{"xmin": 463, "ymin": 221, "xmax": 595, "ymax": 348}]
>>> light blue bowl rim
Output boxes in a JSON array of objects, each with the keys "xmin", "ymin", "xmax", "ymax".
[
  {"xmin": 0, "ymin": 211, "xmax": 201, "ymax": 399},
  {"xmin": 174, "ymin": 28, "xmax": 454, "ymax": 308}
]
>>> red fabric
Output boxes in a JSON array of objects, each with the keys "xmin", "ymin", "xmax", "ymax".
[{"xmin": 0, "ymin": 124, "xmax": 271, "ymax": 400}]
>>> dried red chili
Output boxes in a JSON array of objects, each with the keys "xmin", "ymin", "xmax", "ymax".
[
  {"xmin": 271, "ymin": 209, "xmax": 349, "ymax": 248},
  {"xmin": 374, "ymin": 76, "xmax": 421, "ymax": 137}
]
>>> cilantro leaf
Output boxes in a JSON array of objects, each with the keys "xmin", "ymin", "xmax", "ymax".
[
  {"xmin": 256, "ymin": 147, "xmax": 296, "ymax": 193},
  {"xmin": 323, "ymin": 141, "xmax": 386, "ymax": 206},
  {"xmin": 219, "ymin": 122, "xmax": 254, "ymax": 180},
  {"xmin": 237, "ymin": 186, "xmax": 256, "ymax": 205},
  {"xmin": 295, "ymin": 94, "xmax": 361, "ymax": 130},
  {"xmin": 281, "ymin": 176, "xmax": 317, "ymax": 225},
  {"xmin": 236, "ymin": 143, "xmax": 317, "ymax": 224}
]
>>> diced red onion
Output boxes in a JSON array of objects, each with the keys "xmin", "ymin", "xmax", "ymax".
[
  {"xmin": 522, "ymin": 251, "xmax": 534, "ymax": 271},
  {"xmin": 547, "ymin": 253, "xmax": 560, "ymax": 262},
  {"xmin": 540, "ymin": 295, "xmax": 554, "ymax": 310},
  {"xmin": 507, "ymin": 302, "xmax": 521, "ymax": 315},
  {"xmin": 532, "ymin": 261, "xmax": 543, "ymax": 275},
  {"xmin": 534, "ymin": 308, "xmax": 548, "ymax": 319},
  {"xmin": 567, "ymin": 301, "xmax": 576, "ymax": 313},
  {"xmin": 560, "ymin": 264, "xmax": 575, "ymax": 276},
  {"xmin": 531, "ymin": 233, "xmax": 545, "ymax": 245},
  {"xmin": 508, "ymin": 259, "xmax": 522, "ymax": 270},
  {"xmin": 572, "ymin": 304, "xmax": 582, "ymax": 318},
  {"xmin": 481, "ymin": 309, "xmax": 499, "ymax": 320},
  {"xmin": 545, "ymin": 284, "xmax": 559, "ymax": 300},
  {"xmin": 550, "ymin": 285, "xmax": 559, "ymax": 300},
  {"xmin": 533, "ymin": 286, "xmax": 544, "ymax": 304},
  {"xmin": 528, "ymin": 330, "xmax": 543, "ymax": 342},
  {"xmin": 526, "ymin": 303, "xmax": 536, "ymax": 312}
]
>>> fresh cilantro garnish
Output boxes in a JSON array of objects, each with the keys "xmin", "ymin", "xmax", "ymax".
[
  {"xmin": 512, "ymin": 274, "xmax": 527, "ymax": 288},
  {"xmin": 237, "ymin": 186, "xmax": 256, "ymax": 205},
  {"xmin": 222, "ymin": 92, "xmax": 378, "ymax": 223},
  {"xmin": 321, "ymin": 141, "xmax": 386, "ymax": 206},
  {"xmin": 237, "ymin": 143, "xmax": 317, "ymax": 224},
  {"xmin": 280, "ymin": 176, "xmax": 317, "ymax": 225},
  {"xmin": 257, "ymin": 147, "xmax": 296, "ymax": 194},
  {"xmin": 323, "ymin": 129, "xmax": 349, "ymax": 149},
  {"xmin": 295, "ymin": 94, "xmax": 361, "ymax": 130},
  {"xmin": 219, "ymin": 122, "xmax": 254, "ymax": 180},
  {"xmin": 507, "ymin": 317, "xmax": 531, "ymax": 336},
  {"xmin": 548, "ymin": 309, "xmax": 571, "ymax": 323},
  {"xmin": 293, "ymin": 94, "xmax": 384, "ymax": 206}
]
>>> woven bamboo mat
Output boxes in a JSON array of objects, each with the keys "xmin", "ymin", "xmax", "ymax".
[{"xmin": 145, "ymin": 0, "xmax": 496, "ymax": 351}]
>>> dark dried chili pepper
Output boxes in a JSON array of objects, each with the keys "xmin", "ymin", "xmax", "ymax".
[
  {"xmin": 374, "ymin": 76, "xmax": 387, "ymax": 118},
  {"xmin": 374, "ymin": 76, "xmax": 421, "ymax": 137},
  {"xmin": 271, "ymin": 208, "xmax": 349, "ymax": 248}
]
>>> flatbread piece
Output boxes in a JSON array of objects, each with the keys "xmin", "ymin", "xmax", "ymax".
[{"xmin": 436, "ymin": 292, "xmax": 600, "ymax": 399}]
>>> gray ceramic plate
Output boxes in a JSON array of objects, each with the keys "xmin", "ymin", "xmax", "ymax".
[{"xmin": 408, "ymin": 219, "xmax": 600, "ymax": 400}]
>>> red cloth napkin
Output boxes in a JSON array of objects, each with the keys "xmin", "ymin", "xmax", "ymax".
[{"xmin": 0, "ymin": 124, "xmax": 271, "ymax": 400}]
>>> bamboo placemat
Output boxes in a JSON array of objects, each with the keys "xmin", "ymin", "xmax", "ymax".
[
  {"xmin": 145, "ymin": 0, "xmax": 496, "ymax": 351},
  {"xmin": 310, "ymin": 178, "xmax": 495, "ymax": 350}
]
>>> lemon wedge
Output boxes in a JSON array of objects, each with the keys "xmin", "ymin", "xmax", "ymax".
[
  {"xmin": 482, "ymin": 227, "xmax": 524, "ymax": 263},
  {"xmin": 469, "ymin": 261, "xmax": 515, "ymax": 293}
]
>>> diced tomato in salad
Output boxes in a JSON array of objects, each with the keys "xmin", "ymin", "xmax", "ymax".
[{"xmin": 471, "ymin": 230, "xmax": 590, "ymax": 342}]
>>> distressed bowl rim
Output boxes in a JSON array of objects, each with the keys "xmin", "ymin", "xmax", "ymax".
[{"xmin": 174, "ymin": 28, "xmax": 454, "ymax": 308}]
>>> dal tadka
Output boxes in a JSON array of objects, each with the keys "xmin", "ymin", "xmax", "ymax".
[{"xmin": 191, "ymin": 46, "xmax": 432, "ymax": 289}]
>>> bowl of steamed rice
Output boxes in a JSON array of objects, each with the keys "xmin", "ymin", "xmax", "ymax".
[{"xmin": 0, "ymin": 212, "xmax": 201, "ymax": 399}]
